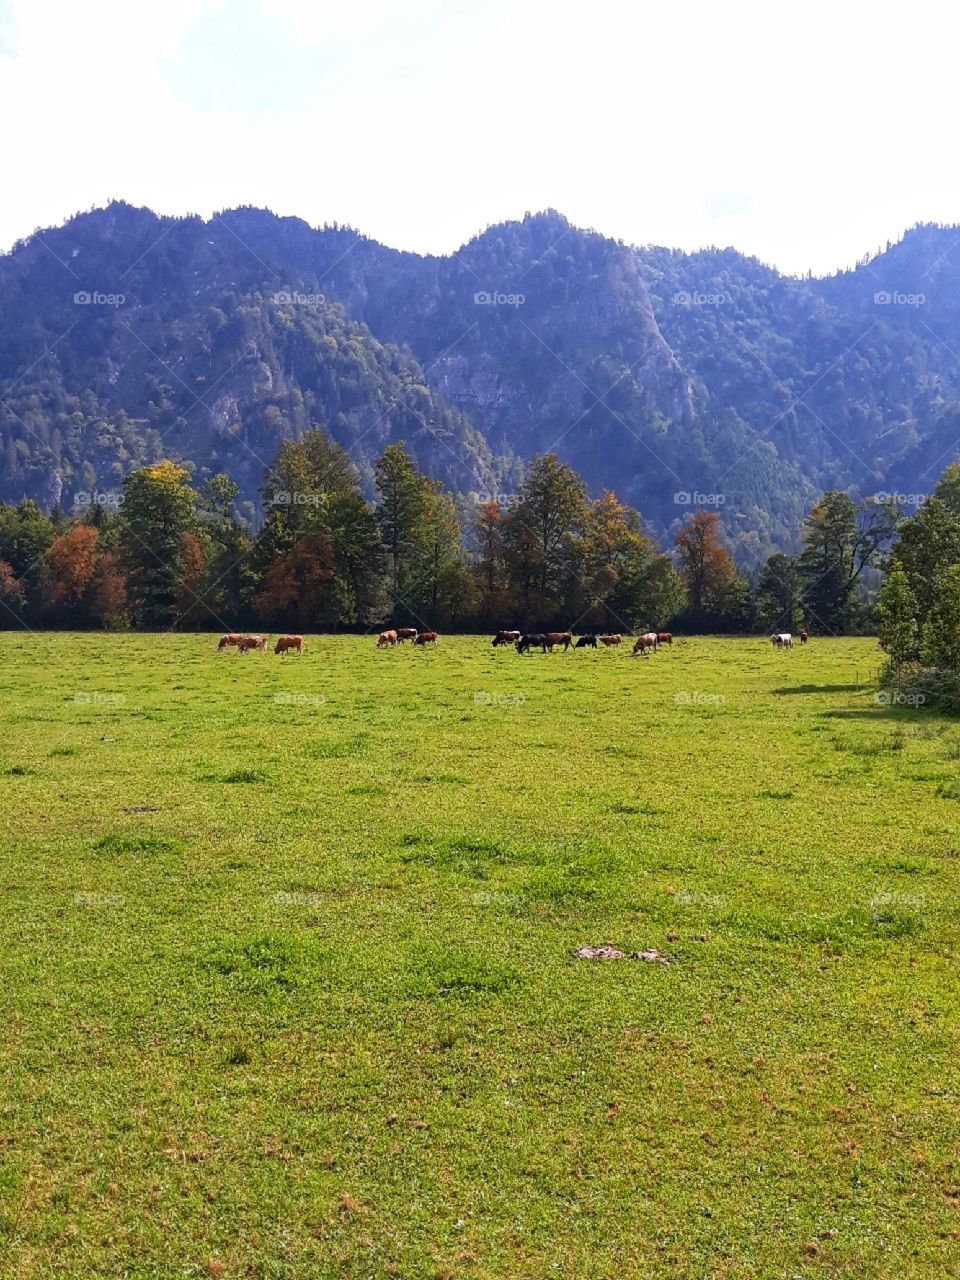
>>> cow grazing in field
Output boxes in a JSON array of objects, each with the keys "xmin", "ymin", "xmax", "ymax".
[
  {"xmin": 395, "ymin": 628, "xmax": 418, "ymax": 643},
  {"xmin": 217, "ymin": 633, "xmax": 244, "ymax": 651},
  {"xmin": 543, "ymin": 632, "xmax": 573, "ymax": 652},
  {"xmin": 377, "ymin": 630, "xmax": 398, "ymax": 648},
  {"xmin": 657, "ymin": 632, "xmax": 673, "ymax": 646},
  {"xmin": 771, "ymin": 633, "xmax": 793, "ymax": 649},
  {"xmin": 413, "ymin": 631, "xmax": 439, "ymax": 646},
  {"xmin": 800, "ymin": 630, "xmax": 809, "ymax": 644},
  {"xmin": 516, "ymin": 633, "xmax": 546, "ymax": 654},
  {"xmin": 575, "ymin": 634, "xmax": 597, "ymax": 648},
  {"xmin": 599, "ymin": 634, "xmax": 622, "ymax": 647},
  {"xmin": 275, "ymin": 635, "xmax": 304, "ymax": 655},
  {"xmin": 237, "ymin": 634, "xmax": 267, "ymax": 653},
  {"xmin": 632, "ymin": 632, "xmax": 659, "ymax": 656},
  {"xmin": 492, "ymin": 630, "xmax": 522, "ymax": 646}
]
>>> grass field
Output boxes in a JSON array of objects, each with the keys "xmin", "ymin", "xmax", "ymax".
[{"xmin": 1, "ymin": 632, "xmax": 959, "ymax": 1278}]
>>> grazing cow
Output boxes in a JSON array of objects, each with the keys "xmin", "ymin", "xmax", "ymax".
[
  {"xmin": 771, "ymin": 632, "xmax": 793, "ymax": 649},
  {"xmin": 275, "ymin": 634, "xmax": 304, "ymax": 656},
  {"xmin": 657, "ymin": 632, "xmax": 673, "ymax": 646},
  {"xmin": 376, "ymin": 630, "xmax": 398, "ymax": 648},
  {"xmin": 800, "ymin": 630, "xmax": 809, "ymax": 644},
  {"xmin": 575, "ymin": 634, "xmax": 597, "ymax": 648},
  {"xmin": 413, "ymin": 631, "xmax": 439, "ymax": 646},
  {"xmin": 492, "ymin": 630, "xmax": 522, "ymax": 646},
  {"xmin": 217, "ymin": 633, "xmax": 243, "ymax": 651},
  {"xmin": 599, "ymin": 634, "xmax": 622, "ymax": 647},
  {"xmin": 395, "ymin": 628, "xmax": 418, "ymax": 643},
  {"xmin": 632, "ymin": 632, "xmax": 659, "ymax": 656},
  {"xmin": 516, "ymin": 633, "xmax": 547, "ymax": 654},
  {"xmin": 543, "ymin": 631, "xmax": 573, "ymax": 652},
  {"xmin": 237, "ymin": 634, "xmax": 268, "ymax": 653}
]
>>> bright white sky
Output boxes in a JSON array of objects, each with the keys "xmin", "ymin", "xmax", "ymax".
[{"xmin": 0, "ymin": 0, "xmax": 956, "ymax": 275}]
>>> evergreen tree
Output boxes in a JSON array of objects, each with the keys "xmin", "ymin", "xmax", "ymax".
[
  {"xmin": 375, "ymin": 442, "xmax": 429, "ymax": 613},
  {"xmin": 502, "ymin": 454, "xmax": 586, "ymax": 622},
  {"xmin": 798, "ymin": 492, "xmax": 895, "ymax": 633}
]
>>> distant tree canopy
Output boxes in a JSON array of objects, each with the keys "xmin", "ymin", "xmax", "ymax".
[{"xmin": 1, "ymin": 430, "xmax": 959, "ymax": 643}]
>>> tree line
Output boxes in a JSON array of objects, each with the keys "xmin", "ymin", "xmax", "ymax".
[{"xmin": 0, "ymin": 427, "xmax": 932, "ymax": 637}]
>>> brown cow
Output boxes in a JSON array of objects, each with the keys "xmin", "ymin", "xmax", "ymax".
[
  {"xmin": 395, "ymin": 628, "xmax": 418, "ymax": 643},
  {"xmin": 376, "ymin": 630, "xmax": 398, "ymax": 648},
  {"xmin": 413, "ymin": 631, "xmax": 439, "ymax": 645},
  {"xmin": 275, "ymin": 635, "xmax": 304, "ymax": 656},
  {"xmin": 543, "ymin": 631, "xmax": 573, "ymax": 652},
  {"xmin": 492, "ymin": 630, "xmax": 522, "ymax": 646},
  {"xmin": 800, "ymin": 630, "xmax": 809, "ymax": 644},
  {"xmin": 599, "ymin": 634, "xmax": 622, "ymax": 646},
  {"xmin": 632, "ymin": 632, "xmax": 659, "ymax": 656},
  {"xmin": 657, "ymin": 632, "xmax": 673, "ymax": 646},
  {"xmin": 237, "ymin": 634, "xmax": 267, "ymax": 653},
  {"xmin": 217, "ymin": 633, "xmax": 244, "ymax": 651}
]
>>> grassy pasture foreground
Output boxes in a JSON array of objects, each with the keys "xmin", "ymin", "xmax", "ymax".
[{"xmin": 1, "ymin": 633, "xmax": 960, "ymax": 1278}]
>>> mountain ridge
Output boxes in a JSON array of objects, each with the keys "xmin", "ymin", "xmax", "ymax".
[{"xmin": 3, "ymin": 201, "xmax": 960, "ymax": 563}]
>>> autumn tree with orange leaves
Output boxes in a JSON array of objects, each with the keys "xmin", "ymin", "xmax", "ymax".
[
  {"xmin": 674, "ymin": 510, "xmax": 742, "ymax": 625},
  {"xmin": 45, "ymin": 525, "xmax": 100, "ymax": 611}
]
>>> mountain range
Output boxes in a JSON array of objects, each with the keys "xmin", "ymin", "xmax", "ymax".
[{"xmin": 3, "ymin": 202, "xmax": 960, "ymax": 562}]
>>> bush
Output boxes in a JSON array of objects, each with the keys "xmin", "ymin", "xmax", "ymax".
[{"xmin": 879, "ymin": 660, "xmax": 960, "ymax": 713}]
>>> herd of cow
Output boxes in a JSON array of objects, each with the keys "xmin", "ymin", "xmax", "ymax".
[
  {"xmin": 492, "ymin": 630, "xmax": 674, "ymax": 655},
  {"xmin": 217, "ymin": 633, "xmax": 304, "ymax": 655},
  {"xmin": 219, "ymin": 627, "xmax": 810, "ymax": 655},
  {"xmin": 375, "ymin": 628, "xmax": 439, "ymax": 647},
  {"xmin": 374, "ymin": 628, "xmax": 675, "ymax": 654}
]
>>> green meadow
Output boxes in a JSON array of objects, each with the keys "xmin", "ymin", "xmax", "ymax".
[{"xmin": 1, "ymin": 633, "xmax": 959, "ymax": 1278}]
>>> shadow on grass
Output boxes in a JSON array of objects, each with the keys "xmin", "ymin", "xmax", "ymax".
[
  {"xmin": 821, "ymin": 707, "xmax": 928, "ymax": 721},
  {"xmin": 772, "ymin": 683, "xmax": 864, "ymax": 695}
]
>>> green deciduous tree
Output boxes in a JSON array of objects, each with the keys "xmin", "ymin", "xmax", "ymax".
[
  {"xmin": 119, "ymin": 461, "xmax": 197, "ymax": 629},
  {"xmin": 876, "ymin": 563, "xmax": 918, "ymax": 668},
  {"xmin": 921, "ymin": 565, "xmax": 960, "ymax": 672}
]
